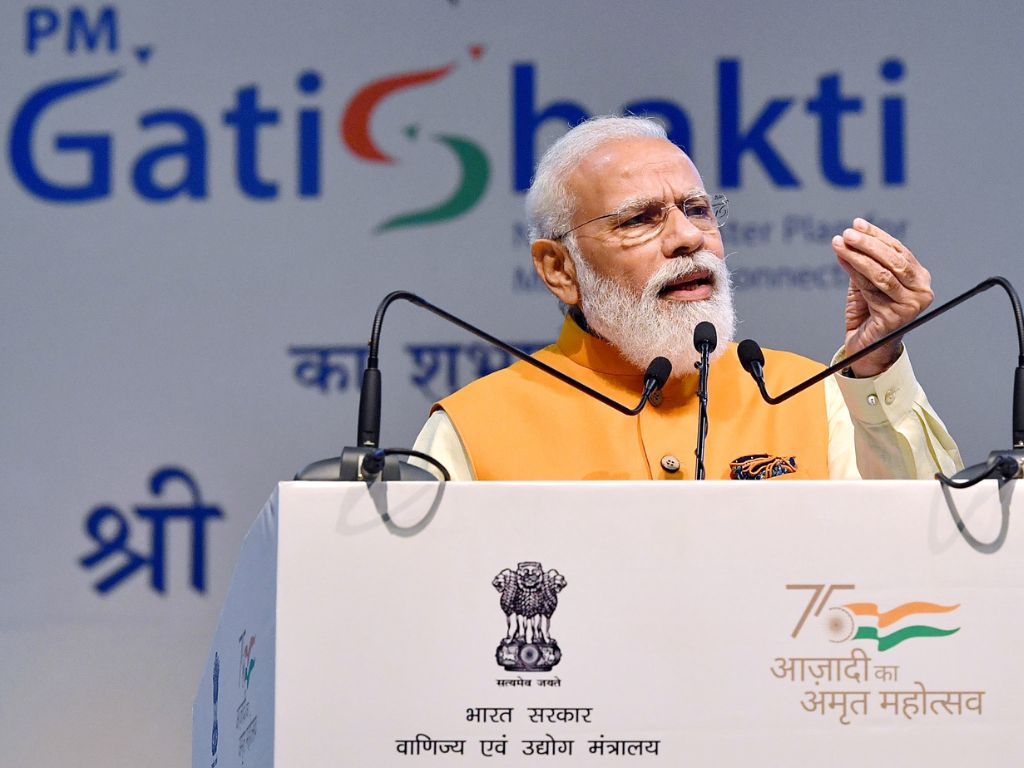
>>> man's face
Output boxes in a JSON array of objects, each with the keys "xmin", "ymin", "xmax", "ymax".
[
  {"xmin": 553, "ymin": 136, "xmax": 733, "ymax": 375},
  {"xmin": 565, "ymin": 136, "xmax": 726, "ymax": 301}
]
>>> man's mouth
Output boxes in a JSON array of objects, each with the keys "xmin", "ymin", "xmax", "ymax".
[{"xmin": 658, "ymin": 270, "xmax": 715, "ymax": 301}]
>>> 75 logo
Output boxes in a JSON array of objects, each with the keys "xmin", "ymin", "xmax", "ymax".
[{"xmin": 786, "ymin": 583, "xmax": 854, "ymax": 638}]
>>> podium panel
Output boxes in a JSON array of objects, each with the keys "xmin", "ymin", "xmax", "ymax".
[{"xmin": 193, "ymin": 481, "xmax": 1022, "ymax": 767}]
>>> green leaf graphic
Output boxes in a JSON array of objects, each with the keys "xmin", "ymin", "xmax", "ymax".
[
  {"xmin": 377, "ymin": 134, "xmax": 489, "ymax": 231},
  {"xmin": 854, "ymin": 625, "xmax": 960, "ymax": 652}
]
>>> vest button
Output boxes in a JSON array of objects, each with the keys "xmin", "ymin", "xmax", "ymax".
[
  {"xmin": 649, "ymin": 390, "xmax": 663, "ymax": 407},
  {"xmin": 661, "ymin": 454, "xmax": 681, "ymax": 473}
]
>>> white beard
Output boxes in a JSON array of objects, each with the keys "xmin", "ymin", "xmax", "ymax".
[{"xmin": 570, "ymin": 246, "xmax": 736, "ymax": 378}]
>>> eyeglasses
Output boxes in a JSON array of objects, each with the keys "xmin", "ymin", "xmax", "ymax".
[{"xmin": 552, "ymin": 193, "xmax": 729, "ymax": 245}]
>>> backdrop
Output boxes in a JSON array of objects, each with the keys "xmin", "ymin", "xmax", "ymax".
[{"xmin": 2, "ymin": 2, "xmax": 1022, "ymax": 765}]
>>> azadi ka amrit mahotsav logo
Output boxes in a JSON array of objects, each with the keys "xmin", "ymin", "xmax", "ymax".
[{"xmin": 829, "ymin": 600, "xmax": 960, "ymax": 652}]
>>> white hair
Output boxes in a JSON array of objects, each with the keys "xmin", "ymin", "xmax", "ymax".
[
  {"xmin": 525, "ymin": 115, "xmax": 667, "ymax": 242},
  {"xmin": 572, "ymin": 244, "xmax": 736, "ymax": 377}
]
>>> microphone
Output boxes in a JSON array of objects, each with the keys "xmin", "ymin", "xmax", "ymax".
[
  {"xmin": 693, "ymin": 321, "xmax": 717, "ymax": 480},
  {"xmin": 737, "ymin": 338, "xmax": 764, "ymax": 376},
  {"xmin": 735, "ymin": 276, "xmax": 1024, "ymax": 487},
  {"xmin": 295, "ymin": 292, "xmax": 672, "ymax": 481},
  {"xmin": 642, "ymin": 356, "xmax": 673, "ymax": 399},
  {"xmin": 694, "ymin": 321, "xmax": 718, "ymax": 354}
]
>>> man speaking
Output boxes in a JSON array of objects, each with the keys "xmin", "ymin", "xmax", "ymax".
[{"xmin": 413, "ymin": 116, "xmax": 962, "ymax": 480}]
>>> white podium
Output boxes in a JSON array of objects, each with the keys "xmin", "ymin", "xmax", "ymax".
[{"xmin": 193, "ymin": 480, "xmax": 1023, "ymax": 767}]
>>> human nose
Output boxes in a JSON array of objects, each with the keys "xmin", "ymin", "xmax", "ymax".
[{"xmin": 661, "ymin": 203, "xmax": 705, "ymax": 257}]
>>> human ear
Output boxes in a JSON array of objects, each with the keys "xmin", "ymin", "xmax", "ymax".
[{"xmin": 532, "ymin": 239, "xmax": 580, "ymax": 306}]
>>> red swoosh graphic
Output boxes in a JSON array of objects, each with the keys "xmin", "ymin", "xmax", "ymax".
[{"xmin": 342, "ymin": 63, "xmax": 454, "ymax": 163}]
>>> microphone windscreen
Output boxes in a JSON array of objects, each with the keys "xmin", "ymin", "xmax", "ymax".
[
  {"xmin": 644, "ymin": 356, "xmax": 672, "ymax": 389},
  {"xmin": 693, "ymin": 321, "xmax": 718, "ymax": 353},
  {"xmin": 737, "ymin": 339, "xmax": 765, "ymax": 374}
]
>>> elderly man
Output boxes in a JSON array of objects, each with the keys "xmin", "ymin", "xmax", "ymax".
[{"xmin": 413, "ymin": 116, "xmax": 961, "ymax": 480}]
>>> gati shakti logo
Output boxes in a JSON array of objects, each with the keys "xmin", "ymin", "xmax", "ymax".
[
  {"xmin": 8, "ymin": 10, "xmax": 494, "ymax": 229},
  {"xmin": 341, "ymin": 45, "xmax": 490, "ymax": 231},
  {"xmin": 9, "ymin": 6, "xmax": 909, "ymax": 228},
  {"xmin": 239, "ymin": 630, "xmax": 256, "ymax": 692}
]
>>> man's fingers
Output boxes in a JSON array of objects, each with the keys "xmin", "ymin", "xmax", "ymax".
[
  {"xmin": 838, "ymin": 228, "xmax": 922, "ymax": 283},
  {"xmin": 835, "ymin": 218, "xmax": 934, "ymax": 371},
  {"xmin": 834, "ymin": 230, "xmax": 932, "ymax": 296},
  {"xmin": 833, "ymin": 243, "xmax": 910, "ymax": 301},
  {"xmin": 852, "ymin": 217, "xmax": 908, "ymax": 255},
  {"xmin": 846, "ymin": 219, "xmax": 928, "ymax": 281}
]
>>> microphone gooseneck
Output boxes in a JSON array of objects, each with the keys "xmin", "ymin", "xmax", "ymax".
[
  {"xmin": 355, "ymin": 290, "xmax": 411, "ymax": 448},
  {"xmin": 298, "ymin": 292, "xmax": 672, "ymax": 482},
  {"xmin": 365, "ymin": 291, "xmax": 671, "ymax": 418},
  {"xmin": 734, "ymin": 276, "xmax": 1024, "ymax": 497},
  {"xmin": 736, "ymin": 277, "xmax": 1024, "ymax": 424},
  {"xmin": 693, "ymin": 321, "xmax": 717, "ymax": 480}
]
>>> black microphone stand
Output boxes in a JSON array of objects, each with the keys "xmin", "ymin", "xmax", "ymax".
[
  {"xmin": 693, "ymin": 322, "xmax": 717, "ymax": 480},
  {"xmin": 296, "ymin": 291, "xmax": 671, "ymax": 481},
  {"xmin": 737, "ymin": 276, "xmax": 1024, "ymax": 486}
]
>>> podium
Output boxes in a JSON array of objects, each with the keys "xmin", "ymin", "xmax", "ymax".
[{"xmin": 193, "ymin": 480, "xmax": 1023, "ymax": 767}]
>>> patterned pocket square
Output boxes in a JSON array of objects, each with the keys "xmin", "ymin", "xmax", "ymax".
[{"xmin": 729, "ymin": 454, "xmax": 798, "ymax": 480}]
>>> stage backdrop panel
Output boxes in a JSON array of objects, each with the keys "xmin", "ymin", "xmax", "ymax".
[{"xmin": 3, "ymin": 2, "xmax": 1023, "ymax": 766}]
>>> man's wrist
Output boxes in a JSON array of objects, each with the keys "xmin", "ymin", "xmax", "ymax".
[{"xmin": 845, "ymin": 341, "xmax": 904, "ymax": 379}]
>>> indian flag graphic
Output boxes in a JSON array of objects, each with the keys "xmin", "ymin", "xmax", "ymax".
[{"xmin": 827, "ymin": 602, "xmax": 960, "ymax": 651}]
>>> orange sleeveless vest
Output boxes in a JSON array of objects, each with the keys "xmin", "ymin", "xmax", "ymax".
[{"xmin": 435, "ymin": 316, "xmax": 830, "ymax": 480}]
